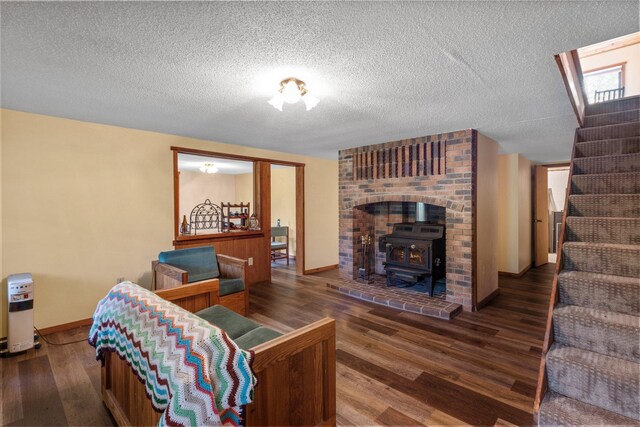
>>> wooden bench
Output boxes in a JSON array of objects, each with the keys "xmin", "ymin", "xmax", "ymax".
[{"xmin": 101, "ymin": 281, "xmax": 336, "ymax": 426}]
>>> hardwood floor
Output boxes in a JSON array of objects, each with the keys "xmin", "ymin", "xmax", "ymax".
[{"xmin": 0, "ymin": 264, "xmax": 553, "ymax": 426}]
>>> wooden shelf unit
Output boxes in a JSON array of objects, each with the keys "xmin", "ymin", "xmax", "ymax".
[{"xmin": 221, "ymin": 202, "xmax": 250, "ymax": 232}]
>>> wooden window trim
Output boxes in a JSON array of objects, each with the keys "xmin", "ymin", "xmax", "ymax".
[
  {"xmin": 583, "ymin": 62, "xmax": 626, "ymax": 87},
  {"xmin": 172, "ymin": 147, "xmax": 269, "ymax": 244},
  {"xmin": 578, "ymin": 34, "xmax": 640, "ymax": 58},
  {"xmin": 170, "ymin": 146, "xmax": 305, "ymax": 167},
  {"xmin": 171, "ymin": 147, "xmax": 264, "ymax": 246},
  {"xmin": 171, "ymin": 147, "xmax": 306, "ymax": 276}
]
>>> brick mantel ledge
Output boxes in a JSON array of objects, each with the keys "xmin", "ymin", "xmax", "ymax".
[{"xmin": 342, "ymin": 193, "xmax": 465, "ymax": 212}]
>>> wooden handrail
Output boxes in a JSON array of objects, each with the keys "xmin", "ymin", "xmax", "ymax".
[{"xmin": 533, "ymin": 129, "xmax": 579, "ymax": 418}]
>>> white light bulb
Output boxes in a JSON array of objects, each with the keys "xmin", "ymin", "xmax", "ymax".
[
  {"xmin": 281, "ymin": 80, "xmax": 302, "ymax": 104},
  {"xmin": 199, "ymin": 164, "xmax": 218, "ymax": 173},
  {"xmin": 268, "ymin": 95, "xmax": 284, "ymax": 111},
  {"xmin": 303, "ymin": 94, "xmax": 320, "ymax": 111}
]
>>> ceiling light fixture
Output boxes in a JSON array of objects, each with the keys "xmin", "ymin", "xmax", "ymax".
[
  {"xmin": 199, "ymin": 163, "xmax": 219, "ymax": 174},
  {"xmin": 268, "ymin": 77, "xmax": 320, "ymax": 112}
]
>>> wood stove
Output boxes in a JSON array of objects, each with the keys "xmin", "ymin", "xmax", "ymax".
[{"xmin": 378, "ymin": 220, "xmax": 445, "ymax": 296}]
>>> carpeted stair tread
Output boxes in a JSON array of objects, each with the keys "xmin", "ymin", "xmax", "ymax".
[
  {"xmin": 573, "ymin": 153, "xmax": 640, "ymax": 175},
  {"xmin": 568, "ymin": 194, "xmax": 640, "ymax": 217},
  {"xmin": 565, "ymin": 217, "xmax": 640, "ymax": 244},
  {"xmin": 538, "ymin": 392, "xmax": 639, "ymax": 426},
  {"xmin": 562, "ymin": 241, "xmax": 640, "ymax": 277},
  {"xmin": 558, "ymin": 270, "xmax": 640, "ymax": 316},
  {"xmin": 553, "ymin": 304, "xmax": 640, "ymax": 363},
  {"xmin": 583, "ymin": 109, "xmax": 640, "ymax": 128},
  {"xmin": 546, "ymin": 343, "xmax": 640, "ymax": 419},
  {"xmin": 585, "ymin": 96, "xmax": 640, "ymax": 115},
  {"xmin": 571, "ymin": 172, "xmax": 640, "ymax": 195},
  {"xmin": 575, "ymin": 136, "xmax": 640, "ymax": 158},
  {"xmin": 577, "ymin": 121, "xmax": 640, "ymax": 142}
]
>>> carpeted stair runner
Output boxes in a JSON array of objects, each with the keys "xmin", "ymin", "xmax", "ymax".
[
  {"xmin": 562, "ymin": 242, "xmax": 640, "ymax": 277},
  {"xmin": 573, "ymin": 152, "xmax": 640, "ymax": 174},
  {"xmin": 547, "ymin": 343, "xmax": 639, "ymax": 418},
  {"xmin": 537, "ymin": 96, "xmax": 640, "ymax": 425},
  {"xmin": 577, "ymin": 121, "xmax": 640, "ymax": 142},
  {"xmin": 553, "ymin": 305, "xmax": 639, "ymax": 362},
  {"xmin": 571, "ymin": 172, "xmax": 640, "ymax": 194},
  {"xmin": 558, "ymin": 271, "xmax": 639, "ymax": 316},
  {"xmin": 574, "ymin": 136, "xmax": 640, "ymax": 158},
  {"xmin": 583, "ymin": 109, "xmax": 639, "ymax": 128},
  {"xmin": 568, "ymin": 194, "xmax": 640, "ymax": 217},
  {"xmin": 585, "ymin": 96, "xmax": 639, "ymax": 115},
  {"xmin": 540, "ymin": 393, "xmax": 638, "ymax": 426},
  {"xmin": 565, "ymin": 217, "xmax": 640, "ymax": 244}
]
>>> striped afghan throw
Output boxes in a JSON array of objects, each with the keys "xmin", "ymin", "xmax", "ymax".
[{"xmin": 88, "ymin": 281, "xmax": 257, "ymax": 426}]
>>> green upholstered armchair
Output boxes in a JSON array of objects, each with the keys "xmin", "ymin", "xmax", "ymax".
[{"xmin": 152, "ymin": 246, "xmax": 248, "ymax": 315}]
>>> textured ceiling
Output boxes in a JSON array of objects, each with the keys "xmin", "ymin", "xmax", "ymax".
[{"xmin": 1, "ymin": 2, "xmax": 638, "ymax": 162}]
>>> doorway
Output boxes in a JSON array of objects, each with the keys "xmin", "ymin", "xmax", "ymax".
[
  {"xmin": 547, "ymin": 167, "xmax": 570, "ymax": 263},
  {"xmin": 534, "ymin": 164, "xmax": 570, "ymax": 266},
  {"xmin": 270, "ymin": 164, "xmax": 298, "ymax": 273}
]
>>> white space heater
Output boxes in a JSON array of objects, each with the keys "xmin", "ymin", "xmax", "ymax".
[{"xmin": 7, "ymin": 273, "xmax": 35, "ymax": 353}]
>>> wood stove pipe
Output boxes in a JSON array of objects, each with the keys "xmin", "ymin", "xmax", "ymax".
[{"xmin": 416, "ymin": 202, "xmax": 428, "ymax": 223}]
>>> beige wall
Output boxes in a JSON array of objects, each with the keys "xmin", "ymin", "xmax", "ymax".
[
  {"xmin": 234, "ymin": 173, "xmax": 255, "ymax": 216},
  {"xmin": 305, "ymin": 159, "xmax": 339, "ymax": 269},
  {"xmin": 497, "ymin": 154, "xmax": 532, "ymax": 274},
  {"xmin": 517, "ymin": 156, "xmax": 532, "ymax": 272},
  {"xmin": 270, "ymin": 167, "xmax": 297, "ymax": 254},
  {"xmin": 180, "ymin": 171, "xmax": 255, "ymax": 233},
  {"xmin": 476, "ymin": 133, "xmax": 499, "ymax": 303},
  {"xmin": 580, "ymin": 42, "xmax": 640, "ymax": 98},
  {"xmin": 179, "ymin": 171, "xmax": 237, "ymax": 231},
  {"xmin": 0, "ymin": 109, "xmax": 339, "ymax": 336},
  {"xmin": 0, "ymin": 111, "xmax": 3, "ymax": 328},
  {"xmin": 497, "ymin": 155, "xmax": 517, "ymax": 273},
  {"xmin": 548, "ymin": 168, "xmax": 570, "ymax": 211}
]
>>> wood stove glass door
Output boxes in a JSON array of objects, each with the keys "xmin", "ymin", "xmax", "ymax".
[
  {"xmin": 387, "ymin": 245, "xmax": 405, "ymax": 264},
  {"xmin": 409, "ymin": 245, "xmax": 430, "ymax": 269}
]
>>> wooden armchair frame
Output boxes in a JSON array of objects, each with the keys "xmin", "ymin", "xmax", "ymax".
[
  {"xmin": 152, "ymin": 252, "xmax": 249, "ymax": 315},
  {"xmin": 101, "ymin": 281, "xmax": 336, "ymax": 427}
]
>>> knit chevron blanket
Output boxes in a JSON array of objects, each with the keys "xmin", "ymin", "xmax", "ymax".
[{"xmin": 88, "ymin": 282, "xmax": 256, "ymax": 427}]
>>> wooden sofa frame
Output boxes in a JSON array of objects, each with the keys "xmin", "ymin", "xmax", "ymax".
[
  {"xmin": 101, "ymin": 281, "xmax": 336, "ymax": 427},
  {"xmin": 152, "ymin": 253, "xmax": 249, "ymax": 315}
]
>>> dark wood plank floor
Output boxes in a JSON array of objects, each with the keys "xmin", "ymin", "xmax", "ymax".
[{"xmin": 1, "ymin": 264, "xmax": 553, "ymax": 426}]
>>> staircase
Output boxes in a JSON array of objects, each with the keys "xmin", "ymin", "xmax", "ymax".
[{"xmin": 536, "ymin": 95, "xmax": 640, "ymax": 425}]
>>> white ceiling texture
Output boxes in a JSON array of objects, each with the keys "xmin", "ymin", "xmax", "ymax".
[{"xmin": 1, "ymin": 1, "xmax": 638, "ymax": 163}]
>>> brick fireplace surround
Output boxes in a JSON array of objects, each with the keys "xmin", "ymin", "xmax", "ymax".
[{"xmin": 338, "ymin": 129, "xmax": 484, "ymax": 312}]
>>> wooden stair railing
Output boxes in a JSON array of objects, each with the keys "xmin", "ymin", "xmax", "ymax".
[
  {"xmin": 532, "ymin": 132, "xmax": 578, "ymax": 419},
  {"xmin": 594, "ymin": 87, "xmax": 625, "ymax": 103}
]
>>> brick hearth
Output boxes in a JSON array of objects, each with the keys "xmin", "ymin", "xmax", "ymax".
[{"xmin": 326, "ymin": 275, "xmax": 462, "ymax": 320}]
